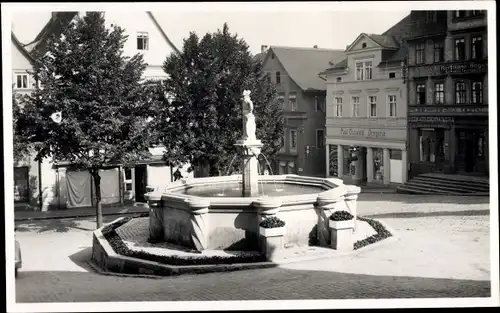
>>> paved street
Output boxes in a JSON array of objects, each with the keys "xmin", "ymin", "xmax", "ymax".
[{"xmin": 13, "ymin": 194, "xmax": 492, "ymax": 303}]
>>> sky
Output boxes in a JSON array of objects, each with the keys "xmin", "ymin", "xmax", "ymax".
[{"xmin": 9, "ymin": 9, "xmax": 409, "ymax": 55}]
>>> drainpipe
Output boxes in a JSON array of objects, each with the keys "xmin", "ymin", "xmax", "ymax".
[{"xmin": 38, "ymin": 159, "xmax": 42, "ymax": 211}]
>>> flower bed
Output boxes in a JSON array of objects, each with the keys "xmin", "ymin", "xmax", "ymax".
[
  {"xmin": 259, "ymin": 216, "xmax": 285, "ymax": 228},
  {"xmin": 329, "ymin": 211, "xmax": 354, "ymax": 221},
  {"xmin": 101, "ymin": 217, "xmax": 266, "ymax": 265},
  {"xmin": 353, "ymin": 216, "xmax": 392, "ymax": 250}
]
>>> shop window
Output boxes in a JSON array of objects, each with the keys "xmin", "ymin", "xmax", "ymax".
[
  {"xmin": 343, "ymin": 146, "xmax": 350, "ymax": 175},
  {"xmin": 419, "ymin": 129, "xmax": 445, "ymax": 163},
  {"xmin": 373, "ymin": 148, "xmax": 384, "ymax": 181}
]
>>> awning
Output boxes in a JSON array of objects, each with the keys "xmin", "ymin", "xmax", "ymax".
[
  {"xmin": 279, "ymin": 161, "xmax": 287, "ymax": 166},
  {"xmin": 288, "ymin": 162, "xmax": 295, "ymax": 168}
]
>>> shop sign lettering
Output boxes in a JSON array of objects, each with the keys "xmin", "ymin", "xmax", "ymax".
[{"xmin": 340, "ymin": 128, "xmax": 386, "ymax": 138}]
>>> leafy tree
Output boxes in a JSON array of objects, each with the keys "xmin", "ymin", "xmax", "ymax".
[
  {"xmin": 12, "ymin": 89, "xmax": 31, "ymax": 163},
  {"xmin": 17, "ymin": 12, "xmax": 155, "ymax": 227},
  {"xmin": 155, "ymin": 23, "xmax": 284, "ymax": 176}
]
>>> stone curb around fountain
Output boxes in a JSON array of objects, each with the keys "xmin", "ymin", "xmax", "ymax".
[
  {"xmin": 90, "ymin": 216, "xmax": 398, "ymax": 278},
  {"xmin": 91, "ymin": 217, "xmax": 278, "ymax": 278},
  {"xmin": 270, "ymin": 219, "xmax": 400, "ymax": 266}
]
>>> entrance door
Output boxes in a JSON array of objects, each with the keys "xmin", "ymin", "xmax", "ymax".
[
  {"xmin": 134, "ymin": 165, "xmax": 148, "ymax": 203},
  {"xmin": 456, "ymin": 130, "xmax": 478, "ymax": 173},
  {"xmin": 14, "ymin": 167, "xmax": 29, "ymax": 202}
]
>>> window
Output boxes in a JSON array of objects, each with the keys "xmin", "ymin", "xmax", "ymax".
[
  {"xmin": 417, "ymin": 83, "xmax": 426, "ymax": 104},
  {"xmin": 15, "ymin": 73, "xmax": 29, "ymax": 89},
  {"xmin": 419, "ymin": 129, "xmax": 445, "ymax": 163},
  {"xmin": 289, "ymin": 94, "xmax": 297, "ymax": 111},
  {"xmin": 455, "ymin": 38, "xmax": 465, "ymax": 61},
  {"xmin": 362, "ymin": 43, "xmax": 367, "ymax": 49},
  {"xmin": 351, "ymin": 96, "xmax": 360, "ymax": 117},
  {"xmin": 388, "ymin": 95, "xmax": 397, "ymax": 117},
  {"xmin": 355, "ymin": 60, "xmax": 372, "ymax": 80},
  {"xmin": 455, "ymin": 11, "xmax": 467, "ymax": 18},
  {"xmin": 336, "ymin": 77, "xmax": 342, "ymax": 82},
  {"xmin": 455, "ymin": 81, "xmax": 466, "ymax": 104},
  {"xmin": 416, "ymin": 43, "xmax": 425, "ymax": 64},
  {"xmin": 434, "ymin": 82, "xmax": 444, "ymax": 104},
  {"xmin": 290, "ymin": 130, "xmax": 297, "ymax": 149},
  {"xmin": 471, "ymin": 10, "xmax": 484, "ymax": 17},
  {"xmin": 368, "ymin": 96, "xmax": 377, "ymax": 117},
  {"xmin": 277, "ymin": 95, "xmax": 285, "ymax": 108},
  {"xmin": 271, "ymin": 52, "xmax": 275, "ymax": 59},
  {"xmin": 280, "ymin": 135, "xmax": 286, "ymax": 152},
  {"xmin": 137, "ymin": 32, "xmax": 149, "ymax": 50},
  {"xmin": 472, "ymin": 36, "xmax": 483, "ymax": 60},
  {"xmin": 334, "ymin": 97, "xmax": 343, "ymax": 117},
  {"xmin": 124, "ymin": 168, "xmax": 133, "ymax": 191},
  {"xmin": 389, "ymin": 72, "xmax": 396, "ymax": 79},
  {"xmin": 433, "ymin": 41, "xmax": 444, "ymax": 63},
  {"xmin": 315, "ymin": 96, "xmax": 325, "ymax": 112},
  {"xmin": 472, "ymin": 81, "xmax": 483, "ymax": 104},
  {"xmin": 276, "ymin": 71, "xmax": 281, "ymax": 84},
  {"xmin": 316, "ymin": 129, "xmax": 325, "ymax": 149}
]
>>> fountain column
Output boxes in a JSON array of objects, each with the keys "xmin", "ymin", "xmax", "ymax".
[{"xmin": 235, "ymin": 90, "xmax": 263, "ymax": 197}]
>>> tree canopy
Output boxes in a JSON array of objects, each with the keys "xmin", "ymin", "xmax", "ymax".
[
  {"xmin": 156, "ymin": 23, "xmax": 284, "ymax": 175},
  {"xmin": 16, "ymin": 12, "xmax": 155, "ymax": 227}
]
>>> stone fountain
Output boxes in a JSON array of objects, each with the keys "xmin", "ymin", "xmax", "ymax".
[{"xmin": 145, "ymin": 91, "xmax": 361, "ymax": 253}]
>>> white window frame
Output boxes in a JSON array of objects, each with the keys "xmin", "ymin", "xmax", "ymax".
[
  {"xmin": 387, "ymin": 94, "xmax": 397, "ymax": 118},
  {"xmin": 15, "ymin": 73, "xmax": 29, "ymax": 89},
  {"xmin": 355, "ymin": 59, "xmax": 373, "ymax": 81},
  {"xmin": 278, "ymin": 95, "xmax": 285, "ymax": 109},
  {"xmin": 316, "ymin": 129, "xmax": 325, "ymax": 149},
  {"xmin": 290, "ymin": 129, "xmax": 297, "ymax": 150},
  {"xmin": 137, "ymin": 32, "xmax": 149, "ymax": 50},
  {"xmin": 289, "ymin": 94, "xmax": 297, "ymax": 111},
  {"xmin": 368, "ymin": 95, "xmax": 377, "ymax": 118},
  {"xmin": 334, "ymin": 97, "xmax": 343, "ymax": 117},
  {"xmin": 351, "ymin": 96, "xmax": 360, "ymax": 117}
]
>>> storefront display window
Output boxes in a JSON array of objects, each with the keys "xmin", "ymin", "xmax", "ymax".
[
  {"xmin": 373, "ymin": 148, "xmax": 384, "ymax": 180},
  {"xmin": 419, "ymin": 129, "xmax": 445, "ymax": 163}
]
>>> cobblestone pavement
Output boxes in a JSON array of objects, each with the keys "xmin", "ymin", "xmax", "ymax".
[{"xmin": 12, "ymin": 194, "xmax": 493, "ymax": 303}]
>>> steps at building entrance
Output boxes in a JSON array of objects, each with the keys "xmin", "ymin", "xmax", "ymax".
[{"xmin": 397, "ymin": 173, "xmax": 489, "ymax": 195}]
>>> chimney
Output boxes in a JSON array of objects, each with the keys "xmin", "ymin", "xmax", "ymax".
[
  {"xmin": 261, "ymin": 45, "xmax": 268, "ymax": 53},
  {"xmin": 313, "ymin": 45, "xmax": 318, "ymax": 48},
  {"xmin": 52, "ymin": 12, "xmax": 57, "ymax": 19}
]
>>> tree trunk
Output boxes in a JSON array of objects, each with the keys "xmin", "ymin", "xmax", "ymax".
[{"xmin": 90, "ymin": 169, "xmax": 103, "ymax": 228}]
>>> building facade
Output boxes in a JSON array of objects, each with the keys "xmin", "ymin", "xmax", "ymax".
[
  {"xmin": 262, "ymin": 46, "xmax": 344, "ymax": 177},
  {"xmin": 322, "ymin": 16, "xmax": 412, "ymax": 186},
  {"xmin": 405, "ymin": 10, "xmax": 488, "ymax": 178},
  {"xmin": 11, "ymin": 12, "xmax": 184, "ymax": 210}
]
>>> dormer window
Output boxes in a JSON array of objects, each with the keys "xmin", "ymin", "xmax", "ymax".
[{"xmin": 355, "ymin": 60, "xmax": 373, "ymax": 81}]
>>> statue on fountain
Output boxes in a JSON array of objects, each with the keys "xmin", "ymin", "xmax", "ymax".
[{"xmin": 242, "ymin": 90, "xmax": 257, "ymax": 141}]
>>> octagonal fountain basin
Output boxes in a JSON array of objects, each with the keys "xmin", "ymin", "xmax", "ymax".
[{"xmin": 146, "ymin": 174, "xmax": 361, "ymax": 253}]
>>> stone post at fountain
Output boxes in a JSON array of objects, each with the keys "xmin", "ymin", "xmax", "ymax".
[{"xmin": 235, "ymin": 90, "xmax": 263, "ymax": 197}]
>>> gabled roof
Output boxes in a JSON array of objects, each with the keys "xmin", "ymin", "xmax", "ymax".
[
  {"xmin": 321, "ymin": 13, "xmax": 412, "ymax": 74},
  {"xmin": 11, "ymin": 32, "xmax": 35, "ymax": 63},
  {"xmin": 265, "ymin": 46, "xmax": 344, "ymax": 92},
  {"xmin": 25, "ymin": 11, "xmax": 180, "ymax": 58},
  {"xmin": 24, "ymin": 12, "xmax": 79, "ymax": 56},
  {"xmin": 366, "ymin": 34, "xmax": 400, "ymax": 49}
]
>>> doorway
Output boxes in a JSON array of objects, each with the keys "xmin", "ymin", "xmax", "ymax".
[
  {"xmin": 134, "ymin": 165, "xmax": 148, "ymax": 203},
  {"xmin": 456, "ymin": 130, "xmax": 482, "ymax": 173}
]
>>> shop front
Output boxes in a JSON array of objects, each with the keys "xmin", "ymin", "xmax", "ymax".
[
  {"xmin": 326, "ymin": 127, "xmax": 408, "ymax": 186},
  {"xmin": 408, "ymin": 116, "xmax": 489, "ymax": 177}
]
